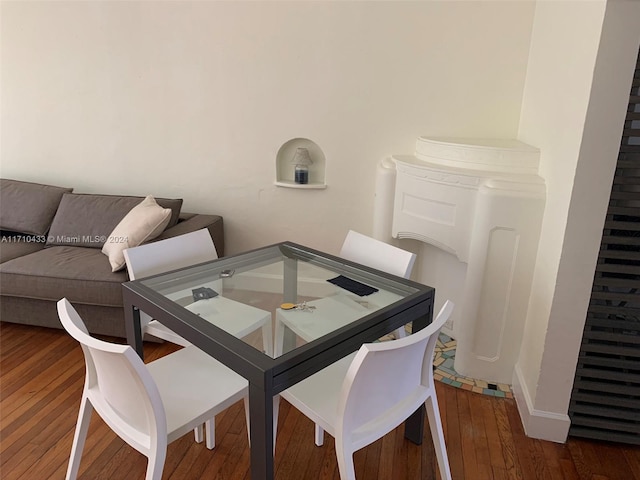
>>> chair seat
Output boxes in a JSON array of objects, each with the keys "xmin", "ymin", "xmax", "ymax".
[
  {"xmin": 161, "ymin": 278, "xmax": 273, "ymax": 356},
  {"xmin": 145, "ymin": 321, "xmax": 191, "ymax": 346},
  {"xmin": 147, "ymin": 346, "xmax": 248, "ymax": 443},
  {"xmin": 146, "ymin": 294, "xmax": 273, "ymax": 345},
  {"xmin": 275, "ymin": 291, "xmax": 403, "ymax": 356},
  {"xmin": 281, "ymin": 352, "xmax": 431, "ymax": 451},
  {"xmin": 280, "ymin": 353, "xmax": 356, "ymax": 437},
  {"xmin": 184, "ymin": 295, "xmax": 272, "ymax": 340},
  {"xmin": 275, "ymin": 231, "xmax": 416, "ymax": 358}
]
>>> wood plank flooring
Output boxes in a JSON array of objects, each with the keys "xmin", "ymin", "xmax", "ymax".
[{"xmin": 1, "ymin": 321, "xmax": 639, "ymax": 480}]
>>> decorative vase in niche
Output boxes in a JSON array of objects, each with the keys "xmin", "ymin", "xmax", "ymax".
[
  {"xmin": 295, "ymin": 164, "xmax": 309, "ymax": 184},
  {"xmin": 291, "ymin": 147, "xmax": 313, "ymax": 184}
]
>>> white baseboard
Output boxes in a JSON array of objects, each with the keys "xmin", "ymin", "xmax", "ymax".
[{"xmin": 511, "ymin": 364, "xmax": 571, "ymax": 443}]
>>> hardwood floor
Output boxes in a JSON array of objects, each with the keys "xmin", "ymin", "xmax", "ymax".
[{"xmin": 1, "ymin": 321, "xmax": 639, "ymax": 480}]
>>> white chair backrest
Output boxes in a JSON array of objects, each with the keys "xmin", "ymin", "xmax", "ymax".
[
  {"xmin": 124, "ymin": 229, "xmax": 218, "ymax": 280},
  {"xmin": 57, "ymin": 298, "xmax": 166, "ymax": 453},
  {"xmin": 337, "ymin": 300, "xmax": 454, "ymax": 443},
  {"xmin": 339, "ymin": 230, "xmax": 416, "ymax": 279}
]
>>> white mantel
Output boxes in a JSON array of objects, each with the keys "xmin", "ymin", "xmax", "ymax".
[
  {"xmin": 414, "ymin": 136, "xmax": 541, "ymax": 174},
  {"xmin": 378, "ymin": 136, "xmax": 546, "ymax": 385}
]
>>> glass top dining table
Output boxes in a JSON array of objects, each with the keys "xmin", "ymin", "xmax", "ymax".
[{"xmin": 122, "ymin": 241, "xmax": 435, "ymax": 479}]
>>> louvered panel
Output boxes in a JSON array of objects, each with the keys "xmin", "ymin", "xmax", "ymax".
[
  {"xmin": 573, "ymin": 366, "xmax": 640, "ymax": 383},
  {"xmin": 587, "ymin": 313, "xmax": 640, "ymax": 327},
  {"xmin": 570, "ymin": 416, "xmax": 639, "ymax": 434},
  {"xmin": 569, "ymin": 427, "xmax": 639, "ymax": 444},
  {"xmin": 609, "ymin": 205, "xmax": 638, "ymax": 215},
  {"xmin": 569, "ymin": 48, "xmax": 640, "ymax": 445},
  {"xmin": 579, "ymin": 342, "xmax": 640, "ymax": 358},
  {"xmin": 609, "ymin": 191, "xmax": 640, "ymax": 201},
  {"xmin": 589, "ymin": 291, "xmax": 640, "ymax": 303},
  {"xmin": 600, "ymin": 235, "xmax": 640, "ymax": 246},
  {"xmin": 571, "ymin": 404, "xmax": 639, "ymax": 422},
  {"xmin": 573, "ymin": 377, "xmax": 640, "ymax": 396},
  {"xmin": 594, "ymin": 264, "xmax": 640, "ymax": 275},
  {"xmin": 617, "ymin": 160, "xmax": 640, "ymax": 168},
  {"xmin": 585, "ymin": 316, "xmax": 640, "ymax": 331},
  {"xmin": 572, "ymin": 391, "xmax": 639, "ymax": 409},
  {"xmin": 604, "ymin": 220, "xmax": 640, "ymax": 230},
  {"xmin": 615, "ymin": 170, "xmax": 640, "ymax": 176},
  {"xmin": 619, "ymin": 145, "xmax": 640, "ymax": 152},
  {"xmin": 581, "ymin": 330, "xmax": 640, "ymax": 346},
  {"xmin": 587, "ymin": 304, "xmax": 640, "ymax": 317},
  {"xmin": 577, "ymin": 353, "xmax": 639, "ymax": 370},
  {"xmin": 596, "ymin": 250, "xmax": 640, "ymax": 261},
  {"xmin": 592, "ymin": 279, "xmax": 640, "ymax": 290}
]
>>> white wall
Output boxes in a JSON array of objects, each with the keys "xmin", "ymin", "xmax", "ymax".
[
  {"xmin": 0, "ymin": 0, "xmax": 535, "ymax": 255},
  {"xmin": 8, "ymin": 0, "xmax": 637, "ymax": 444},
  {"xmin": 515, "ymin": 0, "xmax": 640, "ymax": 442}
]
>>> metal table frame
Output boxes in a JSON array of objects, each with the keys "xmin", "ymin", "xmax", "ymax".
[{"xmin": 122, "ymin": 241, "xmax": 435, "ymax": 479}]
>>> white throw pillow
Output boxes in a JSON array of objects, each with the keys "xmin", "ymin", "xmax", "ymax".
[{"xmin": 102, "ymin": 195, "xmax": 171, "ymax": 272}]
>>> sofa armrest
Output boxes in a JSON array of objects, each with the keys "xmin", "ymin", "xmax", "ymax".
[{"xmin": 153, "ymin": 213, "xmax": 224, "ymax": 257}]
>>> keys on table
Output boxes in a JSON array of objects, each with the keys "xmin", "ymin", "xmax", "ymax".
[{"xmin": 280, "ymin": 302, "xmax": 316, "ymax": 312}]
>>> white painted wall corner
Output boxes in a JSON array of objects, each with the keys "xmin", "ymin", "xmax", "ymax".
[{"xmin": 512, "ymin": 363, "xmax": 571, "ymax": 444}]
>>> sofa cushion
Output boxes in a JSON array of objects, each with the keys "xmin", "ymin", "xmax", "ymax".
[
  {"xmin": 0, "ymin": 179, "xmax": 73, "ymax": 235},
  {"xmin": 102, "ymin": 195, "xmax": 171, "ymax": 272},
  {"xmin": 46, "ymin": 193, "xmax": 182, "ymax": 248},
  {"xmin": 0, "ymin": 246, "xmax": 128, "ymax": 307},
  {"xmin": 0, "ymin": 233, "xmax": 46, "ymax": 263}
]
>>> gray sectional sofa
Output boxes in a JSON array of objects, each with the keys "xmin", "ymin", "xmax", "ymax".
[{"xmin": 0, "ymin": 178, "xmax": 224, "ymax": 338}]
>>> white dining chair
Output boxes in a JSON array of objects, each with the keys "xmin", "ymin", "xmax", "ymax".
[
  {"xmin": 58, "ymin": 298, "xmax": 249, "ymax": 480},
  {"xmin": 275, "ymin": 300, "xmax": 454, "ymax": 480},
  {"xmin": 123, "ymin": 229, "xmax": 271, "ymax": 446},
  {"xmin": 273, "ymin": 230, "xmax": 417, "ymax": 357},
  {"xmin": 339, "ymin": 230, "xmax": 417, "ymax": 339},
  {"xmin": 123, "ymin": 228, "xmax": 272, "ymax": 355},
  {"xmin": 122, "ymin": 229, "xmax": 219, "ymax": 347},
  {"xmin": 340, "ymin": 230, "xmax": 416, "ymax": 280}
]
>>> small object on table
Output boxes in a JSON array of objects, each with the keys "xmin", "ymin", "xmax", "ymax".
[
  {"xmin": 280, "ymin": 302, "xmax": 316, "ymax": 312},
  {"xmin": 192, "ymin": 287, "xmax": 219, "ymax": 301},
  {"xmin": 327, "ymin": 275, "xmax": 378, "ymax": 296}
]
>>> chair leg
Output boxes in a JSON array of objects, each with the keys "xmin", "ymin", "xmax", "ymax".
[
  {"xmin": 245, "ymin": 396, "xmax": 252, "ymax": 447},
  {"xmin": 314, "ymin": 424, "xmax": 324, "ymax": 446},
  {"xmin": 66, "ymin": 395, "xmax": 93, "ymax": 480},
  {"xmin": 193, "ymin": 424, "xmax": 204, "ymax": 444},
  {"xmin": 272, "ymin": 395, "xmax": 279, "ymax": 454},
  {"xmin": 205, "ymin": 418, "xmax": 215, "ymax": 449},
  {"xmin": 425, "ymin": 394, "xmax": 452, "ymax": 480},
  {"xmin": 145, "ymin": 442, "xmax": 167, "ymax": 480},
  {"xmin": 394, "ymin": 326, "xmax": 406, "ymax": 339},
  {"xmin": 273, "ymin": 318, "xmax": 285, "ymax": 357},
  {"xmin": 335, "ymin": 438, "xmax": 357, "ymax": 480}
]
